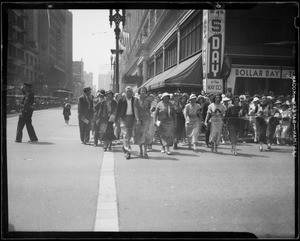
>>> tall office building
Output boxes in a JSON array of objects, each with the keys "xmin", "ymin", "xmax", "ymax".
[{"xmin": 6, "ymin": 9, "xmax": 73, "ymax": 96}]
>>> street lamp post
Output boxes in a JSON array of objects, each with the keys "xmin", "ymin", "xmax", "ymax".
[
  {"xmin": 111, "ymin": 55, "xmax": 116, "ymax": 92},
  {"xmin": 109, "ymin": 9, "xmax": 126, "ymax": 93}
]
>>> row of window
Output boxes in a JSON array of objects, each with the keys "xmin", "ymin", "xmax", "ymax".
[{"xmin": 147, "ymin": 12, "xmax": 202, "ymax": 79}]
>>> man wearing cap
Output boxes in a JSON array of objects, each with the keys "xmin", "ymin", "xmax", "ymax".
[
  {"xmin": 115, "ymin": 86, "xmax": 136, "ymax": 153},
  {"xmin": 15, "ymin": 82, "xmax": 38, "ymax": 143},
  {"xmin": 78, "ymin": 87, "xmax": 94, "ymax": 144}
]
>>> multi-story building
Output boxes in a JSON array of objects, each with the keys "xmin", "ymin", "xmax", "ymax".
[
  {"xmin": 120, "ymin": 4, "xmax": 296, "ymax": 96},
  {"xmin": 7, "ymin": 9, "xmax": 38, "ymax": 95},
  {"xmin": 6, "ymin": 9, "xmax": 73, "ymax": 96},
  {"xmin": 98, "ymin": 73, "xmax": 112, "ymax": 91},
  {"xmin": 73, "ymin": 59, "xmax": 84, "ymax": 98},
  {"xmin": 84, "ymin": 71, "xmax": 93, "ymax": 89}
]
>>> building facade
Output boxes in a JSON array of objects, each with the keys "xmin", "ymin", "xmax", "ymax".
[
  {"xmin": 73, "ymin": 59, "xmax": 84, "ymax": 98},
  {"xmin": 120, "ymin": 4, "xmax": 296, "ymax": 96},
  {"xmin": 6, "ymin": 9, "xmax": 73, "ymax": 96}
]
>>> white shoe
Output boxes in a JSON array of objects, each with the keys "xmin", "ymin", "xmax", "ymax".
[{"xmin": 161, "ymin": 149, "xmax": 165, "ymax": 153}]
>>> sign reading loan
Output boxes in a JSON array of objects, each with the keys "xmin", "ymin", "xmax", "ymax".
[{"xmin": 202, "ymin": 10, "xmax": 225, "ymax": 93}]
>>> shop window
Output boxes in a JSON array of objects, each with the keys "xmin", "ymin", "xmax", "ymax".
[
  {"xmin": 148, "ymin": 59, "xmax": 154, "ymax": 79},
  {"xmin": 180, "ymin": 12, "xmax": 202, "ymax": 61},
  {"xmin": 156, "ymin": 51, "xmax": 163, "ymax": 75},
  {"xmin": 234, "ymin": 77, "xmax": 292, "ymax": 96},
  {"xmin": 165, "ymin": 35, "xmax": 177, "ymax": 70}
]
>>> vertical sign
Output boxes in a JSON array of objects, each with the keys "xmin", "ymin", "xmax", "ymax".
[{"xmin": 202, "ymin": 10, "xmax": 225, "ymax": 93}]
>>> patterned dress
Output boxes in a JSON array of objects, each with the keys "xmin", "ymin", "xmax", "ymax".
[
  {"xmin": 207, "ymin": 103, "xmax": 226, "ymax": 145},
  {"xmin": 134, "ymin": 97, "xmax": 152, "ymax": 145},
  {"xmin": 154, "ymin": 101, "xmax": 177, "ymax": 146}
]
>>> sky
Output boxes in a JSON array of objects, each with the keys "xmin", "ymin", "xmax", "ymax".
[{"xmin": 70, "ymin": 10, "xmax": 116, "ymax": 88}]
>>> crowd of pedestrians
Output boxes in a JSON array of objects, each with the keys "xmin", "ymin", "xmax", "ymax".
[{"xmin": 77, "ymin": 86, "xmax": 295, "ymax": 158}]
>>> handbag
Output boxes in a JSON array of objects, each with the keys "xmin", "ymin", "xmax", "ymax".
[
  {"xmin": 108, "ymin": 114, "xmax": 115, "ymax": 122},
  {"xmin": 155, "ymin": 120, "xmax": 161, "ymax": 127}
]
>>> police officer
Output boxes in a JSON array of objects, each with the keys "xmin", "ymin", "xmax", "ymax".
[{"xmin": 15, "ymin": 82, "xmax": 38, "ymax": 143}]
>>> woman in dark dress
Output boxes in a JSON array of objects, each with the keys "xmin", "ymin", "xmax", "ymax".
[
  {"xmin": 224, "ymin": 95, "xmax": 244, "ymax": 155},
  {"xmin": 99, "ymin": 90, "xmax": 117, "ymax": 151}
]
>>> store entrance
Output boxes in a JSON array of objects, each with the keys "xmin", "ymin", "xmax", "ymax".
[{"xmin": 234, "ymin": 77, "xmax": 292, "ymax": 96}]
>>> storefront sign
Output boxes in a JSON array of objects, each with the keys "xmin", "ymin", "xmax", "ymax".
[
  {"xmin": 202, "ymin": 10, "xmax": 225, "ymax": 93},
  {"xmin": 233, "ymin": 67, "xmax": 295, "ymax": 79}
]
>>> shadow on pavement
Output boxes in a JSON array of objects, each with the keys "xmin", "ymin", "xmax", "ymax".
[
  {"xmin": 216, "ymin": 151, "xmax": 267, "ymax": 158},
  {"xmin": 27, "ymin": 141, "xmax": 55, "ymax": 145}
]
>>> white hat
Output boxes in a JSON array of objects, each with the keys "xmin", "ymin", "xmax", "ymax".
[
  {"xmin": 188, "ymin": 94, "xmax": 197, "ymax": 101},
  {"xmin": 221, "ymin": 94, "xmax": 226, "ymax": 98},
  {"xmin": 253, "ymin": 97, "xmax": 260, "ymax": 102},
  {"xmin": 161, "ymin": 92, "xmax": 170, "ymax": 99},
  {"xmin": 222, "ymin": 97, "xmax": 230, "ymax": 102},
  {"xmin": 240, "ymin": 95, "xmax": 246, "ymax": 100}
]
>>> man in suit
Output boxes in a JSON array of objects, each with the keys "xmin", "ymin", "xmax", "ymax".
[
  {"xmin": 115, "ymin": 86, "xmax": 135, "ymax": 152},
  {"xmin": 15, "ymin": 82, "xmax": 38, "ymax": 143},
  {"xmin": 78, "ymin": 87, "xmax": 94, "ymax": 144}
]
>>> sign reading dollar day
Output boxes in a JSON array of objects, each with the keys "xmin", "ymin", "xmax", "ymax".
[{"xmin": 202, "ymin": 10, "xmax": 225, "ymax": 93}]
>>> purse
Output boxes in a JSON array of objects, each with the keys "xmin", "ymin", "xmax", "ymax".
[{"xmin": 108, "ymin": 114, "xmax": 115, "ymax": 122}]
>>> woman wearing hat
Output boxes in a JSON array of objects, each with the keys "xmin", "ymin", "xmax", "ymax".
[
  {"xmin": 133, "ymin": 87, "xmax": 152, "ymax": 158},
  {"xmin": 248, "ymin": 96, "xmax": 261, "ymax": 143},
  {"xmin": 204, "ymin": 94, "xmax": 226, "ymax": 153},
  {"xmin": 63, "ymin": 100, "xmax": 71, "ymax": 124},
  {"xmin": 184, "ymin": 94, "xmax": 201, "ymax": 151},
  {"xmin": 220, "ymin": 96, "xmax": 231, "ymax": 144},
  {"xmin": 98, "ymin": 90, "xmax": 117, "ymax": 151},
  {"xmin": 252, "ymin": 97, "xmax": 271, "ymax": 151},
  {"xmin": 154, "ymin": 92, "xmax": 177, "ymax": 155},
  {"xmin": 275, "ymin": 101, "xmax": 292, "ymax": 145},
  {"xmin": 265, "ymin": 99, "xmax": 281, "ymax": 149},
  {"xmin": 173, "ymin": 91, "xmax": 185, "ymax": 149}
]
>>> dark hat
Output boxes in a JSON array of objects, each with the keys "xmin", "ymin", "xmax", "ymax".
[
  {"xmin": 83, "ymin": 87, "xmax": 92, "ymax": 92},
  {"xmin": 24, "ymin": 82, "xmax": 32, "ymax": 87},
  {"xmin": 105, "ymin": 90, "xmax": 114, "ymax": 96},
  {"xmin": 99, "ymin": 89, "xmax": 106, "ymax": 95}
]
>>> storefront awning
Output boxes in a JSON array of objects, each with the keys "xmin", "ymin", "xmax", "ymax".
[{"xmin": 141, "ymin": 52, "xmax": 202, "ymax": 90}]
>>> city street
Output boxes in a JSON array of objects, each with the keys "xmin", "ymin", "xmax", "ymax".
[{"xmin": 5, "ymin": 107, "xmax": 295, "ymax": 238}]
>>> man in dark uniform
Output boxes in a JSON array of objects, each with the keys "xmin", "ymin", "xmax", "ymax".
[
  {"xmin": 115, "ymin": 86, "xmax": 136, "ymax": 152},
  {"xmin": 78, "ymin": 87, "xmax": 94, "ymax": 144},
  {"xmin": 15, "ymin": 82, "xmax": 38, "ymax": 143}
]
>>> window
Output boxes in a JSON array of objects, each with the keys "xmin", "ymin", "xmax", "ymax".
[
  {"xmin": 155, "ymin": 50, "xmax": 163, "ymax": 75},
  {"xmin": 148, "ymin": 58, "xmax": 154, "ymax": 79},
  {"xmin": 165, "ymin": 35, "xmax": 177, "ymax": 70},
  {"xmin": 180, "ymin": 12, "xmax": 202, "ymax": 61}
]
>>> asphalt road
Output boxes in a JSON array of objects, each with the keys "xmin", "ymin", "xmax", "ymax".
[{"xmin": 4, "ymin": 107, "xmax": 296, "ymax": 238}]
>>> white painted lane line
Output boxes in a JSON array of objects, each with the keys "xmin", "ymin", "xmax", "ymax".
[{"xmin": 94, "ymin": 151, "xmax": 119, "ymax": 231}]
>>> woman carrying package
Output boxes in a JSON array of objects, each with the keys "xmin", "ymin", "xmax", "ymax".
[{"xmin": 204, "ymin": 94, "xmax": 226, "ymax": 153}]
